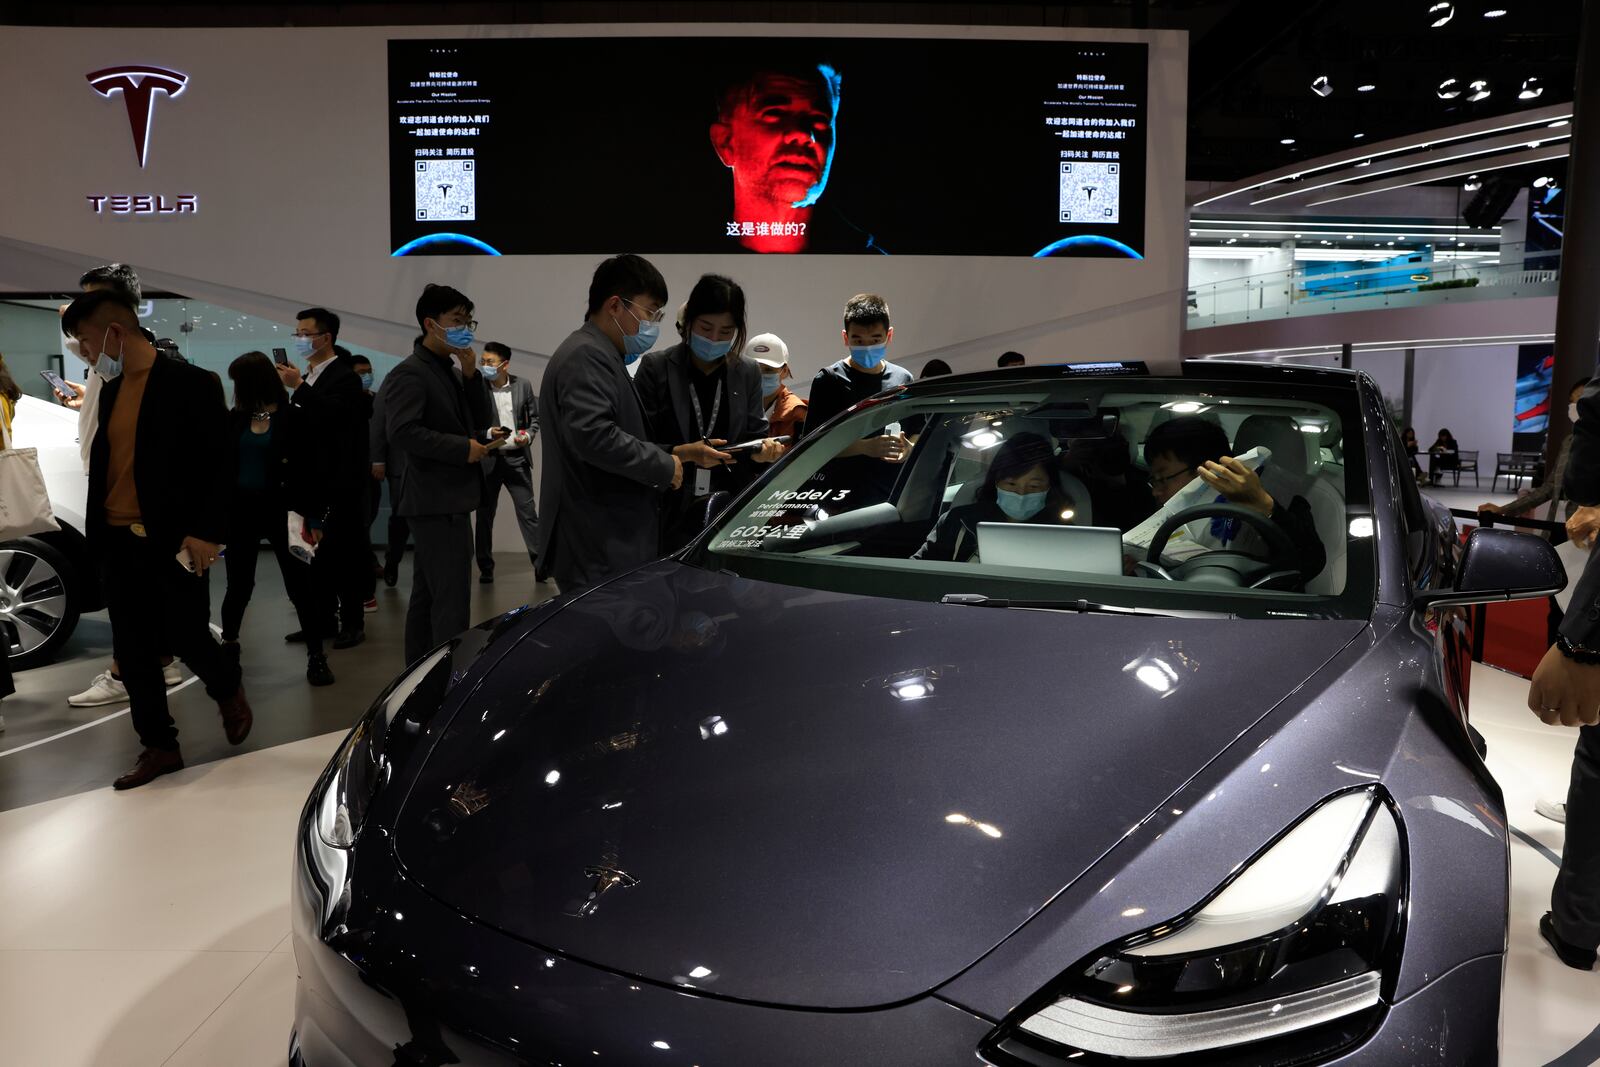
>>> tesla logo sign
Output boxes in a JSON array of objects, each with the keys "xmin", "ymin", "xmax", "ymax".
[{"xmin": 86, "ymin": 65, "xmax": 189, "ymax": 168}]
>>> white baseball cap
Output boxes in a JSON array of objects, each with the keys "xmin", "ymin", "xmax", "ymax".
[{"xmin": 744, "ymin": 333, "xmax": 789, "ymax": 369}]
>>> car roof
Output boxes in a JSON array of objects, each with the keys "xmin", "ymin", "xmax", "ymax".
[{"xmin": 897, "ymin": 358, "xmax": 1364, "ymax": 395}]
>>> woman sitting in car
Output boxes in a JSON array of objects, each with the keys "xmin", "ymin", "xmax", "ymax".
[{"xmin": 913, "ymin": 432, "xmax": 1077, "ymax": 563}]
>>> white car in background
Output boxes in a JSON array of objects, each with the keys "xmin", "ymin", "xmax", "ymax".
[{"xmin": 2, "ymin": 394, "xmax": 99, "ymax": 670}]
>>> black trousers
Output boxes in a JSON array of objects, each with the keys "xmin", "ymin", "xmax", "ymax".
[
  {"xmin": 101, "ymin": 526, "xmax": 241, "ymax": 751},
  {"xmin": 475, "ymin": 459, "xmax": 539, "ymax": 575},
  {"xmin": 308, "ymin": 502, "xmax": 370, "ymax": 637},
  {"xmin": 1555, "ymin": 723, "xmax": 1600, "ymax": 950},
  {"xmin": 221, "ymin": 489, "xmax": 320, "ymax": 652},
  {"xmin": 406, "ymin": 513, "xmax": 473, "ymax": 666}
]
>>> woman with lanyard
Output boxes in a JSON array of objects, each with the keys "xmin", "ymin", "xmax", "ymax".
[{"xmin": 636, "ymin": 274, "xmax": 784, "ymax": 553}]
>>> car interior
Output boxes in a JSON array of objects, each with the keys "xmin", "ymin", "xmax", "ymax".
[{"xmin": 708, "ymin": 385, "xmax": 1361, "ymax": 600}]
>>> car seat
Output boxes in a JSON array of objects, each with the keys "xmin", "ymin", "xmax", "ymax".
[{"xmin": 1233, "ymin": 415, "xmax": 1347, "ymax": 595}]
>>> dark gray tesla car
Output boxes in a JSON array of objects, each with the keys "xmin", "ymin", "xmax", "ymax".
[{"xmin": 292, "ymin": 361, "xmax": 1560, "ymax": 1067}]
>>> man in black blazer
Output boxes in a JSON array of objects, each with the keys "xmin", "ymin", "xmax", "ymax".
[
  {"xmin": 62, "ymin": 290, "xmax": 253, "ymax": 790},
  {"xmin": 278, "ymin": 308, "xmax": 370, "ymax": 650},
  {"xmin": 474, "ymin": 341, "xmax": 541, "ymax": 583},
  {"xmin": 384, "ymin": 284, "xmax": 501, "ymax": 665},
  {"xmin": 1529, "ymin": 374, "xmax": 1600, "ymax": 971}
]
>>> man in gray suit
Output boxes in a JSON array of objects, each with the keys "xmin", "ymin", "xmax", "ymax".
[
  {"xmin": 537, "ymin": 255, "xmax": 727, "ymax": 593},
  {"xmin": 383, "ymin": 283, "xmax": 502, "ymax": 664},
  {"xmin": 474, "ymin": 341, "xmax": 541, "ymax": 584}
]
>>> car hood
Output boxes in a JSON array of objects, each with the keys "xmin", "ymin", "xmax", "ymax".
[{"xmin": 394, "ymin": 563, "xmax": 1364, "ymax": 1009}]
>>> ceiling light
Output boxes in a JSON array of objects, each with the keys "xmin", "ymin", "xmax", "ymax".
[
  {"xmin": 1519, "ymin": 77, "xmax": 1544, "ymax": 100},
  {"xmin": 1467, "ymin": 79, "xmax": 1491, "ymax": 102},
  {"xmin": 1483, "ymin": 7, "xmax": 1507, "ymax": 17},
  {"xmin": 1356, "ymin": 82, "xmax": 1377, "ymax": 93},
  {"xmin": 1436, "ymin": 77, "xmax": 1462, "ymax": 100},
  {"xmin": 1281, "ymin": 137, "xmax": 1297, "ymax": 145},
  {"xmin": 1534, "ymin": 176, "xmax": 1550, "ymax": 187},
  {"xmin": 1310, "ymin": 75, "xmax": 1333, "ymax": 98},
  {"xmin": 1429, "ymin": 1, "xmax": 1456, "ymax": 25},
  {"xmin": 1353, "ymin": 132, "xmax": 1366, "ymax": 139}
]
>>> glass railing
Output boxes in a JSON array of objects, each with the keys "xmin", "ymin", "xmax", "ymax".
[{"xmin": 1187, "ymin": 246, "xmax": 1562, "ymax": 329}]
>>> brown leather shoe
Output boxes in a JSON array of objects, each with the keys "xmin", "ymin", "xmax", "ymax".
[
  {"xmin": 113, "ymin": 747, "xmax": 184, "ymax": 790},
  {"xmin": 218, "ymin": 687, "xmax": 254, "ymax": 745}
]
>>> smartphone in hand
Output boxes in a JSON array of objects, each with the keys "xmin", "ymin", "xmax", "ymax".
[
  {"xmin": 272, "ymin": 348, "xmax": 289, "ymax": 366},
  {"xmin": 39, "ymin": 369, "xmax": 73, "ymax": 398}
]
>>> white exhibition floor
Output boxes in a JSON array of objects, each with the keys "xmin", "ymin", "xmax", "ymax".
[{"xmin": 0, "ymin": 664, "xmax": 1593, "ymax": 1066}]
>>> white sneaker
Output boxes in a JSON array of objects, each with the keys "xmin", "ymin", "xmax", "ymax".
[
  {"xmin": 1536, "ymin": 798, "xmax": 1568, "ymax": 824},
  {"xmin": 162, "ymin": 663, "xmax": 183, "ymax": 686},
  {"xmin": 68, "ymin": 670, "xmax": 128, "ymax": 707}
]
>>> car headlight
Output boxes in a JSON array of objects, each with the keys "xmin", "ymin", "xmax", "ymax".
[
  {"xmin": 315, "ymin": 645, "xmax": 453, "ymax": 849},
  {"xmin": 983, "ymin": 787, "xmax": 1404, "ymax": 1066}
]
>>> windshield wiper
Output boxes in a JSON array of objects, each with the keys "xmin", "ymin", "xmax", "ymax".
[{"xmin": 938, "ymin": 594, "xmax": 1232, "ymax": 619}]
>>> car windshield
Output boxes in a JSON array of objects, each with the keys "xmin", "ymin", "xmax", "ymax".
[{"xmin": 688, "ymin": 374, "xmax": 1375, "ymax": 620}]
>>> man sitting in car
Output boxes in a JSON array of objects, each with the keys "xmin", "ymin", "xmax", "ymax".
[
  {"xmin": 913, "ymin": 432, "xmax": 1079, "ymax": 563},
  {"xmin": 1142, "ymin": 416, "xmax": 1326, "ymax": 583}
]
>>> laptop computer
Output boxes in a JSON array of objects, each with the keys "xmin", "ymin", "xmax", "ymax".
[{"xmin": 976, "ymin": 523, "xmax": 1126, "ymax": 575}]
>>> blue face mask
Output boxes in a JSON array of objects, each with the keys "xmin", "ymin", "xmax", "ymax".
[
  {"xmin": 358, "ymin": 372, "xmax": 374, "ymax": 391},
  {"xmin": 443, "ymin": 325, "xmax": 475, "ymax": 349},
  {"xmin": 761, "ymin": 372, "xmax": 783, "ymax": 395},
  {"xmin": 849, "ymin": 343, "xmax": 888, "ymax": 370},
  {"xmin": 94, "ymin": 326, "xmax": 124, "ymax": 382},
  {"xmin": 688, "ymin": 333, "xmax": 734, "ymax": 364},
  {"xmin": 996, "ymin": 488, "xmax": 1049, "ymax": 521},
  {"xmin": 481, "ymin": 363, "xmax": 502, "ymax": 381},
  {"xmin": 292, "ymin": 335, "xmax": 316, "ymax": 358},
  {"xmin": 613, "ymin": 304, "xmax": 659, "ymax": 363}
]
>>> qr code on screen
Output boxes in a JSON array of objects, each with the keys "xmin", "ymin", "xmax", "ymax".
[
  {"xmin": 1059, "ymin": 162, "xmax": 1120, "ymax": 223},
  {"xmin": 415, "ymin": 159, "xmax": 476, "ymax": 221}
]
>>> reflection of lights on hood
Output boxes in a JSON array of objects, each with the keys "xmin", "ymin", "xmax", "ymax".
[
  {"xmin": 544, "ymin": 769, "xmax": 561, "ymax": 786},
  {"xmin": 1135, "ymin": 665, "xmax": 1171, "ymax": 692},
  {"xmin": 652, "ymin": 1040, "xmax": 671, "ymax": 1050},
  {"xmin": 945, "ymin": 813, "xmax": 1003, "ymax": 838},
  {"xmin": 1060, "ymin": 508, "xmax": 1076, "ymax": 522},
  {"xmin": 894, "ymin": 680, "xmax": 929, "ymax": 700},
  {"xmin": 698, "ymin": 715, "xmax": 730, "ymax": 740},
  {"xmin": 1348, "ymin": 517, "xmax": 1375, "ymax": 539},
  {"xmin": 962, "ymin": 428, "xmax": 1002, "ymax": 449},
  {"xmin": 1121, "ymin": 906, "xmax": 1146, "ymax": 917},
  {"xmin": 1124, "ymin": 655, "xmax": 1180, "ymax": 695},
  {"xmin": 688, "ymin": 965, "xmax": 713, "ymax": 979},
  {"xmin": 1161, "ymin": 400, "xmax": 1209, "ymax": 414}
]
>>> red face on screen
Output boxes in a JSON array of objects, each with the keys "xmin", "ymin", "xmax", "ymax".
[{"xmin": 712, "ymin": 72, "xmax": 836, "ymax": 253}]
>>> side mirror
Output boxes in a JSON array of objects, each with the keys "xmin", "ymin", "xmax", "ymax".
[
  {"xmin": 1415, "ymin": 527, "xmax": 1566, "ymax": 609},
  {"xmin": 699, "ymin": 491, "xmax": 732, "ymax": 533}
]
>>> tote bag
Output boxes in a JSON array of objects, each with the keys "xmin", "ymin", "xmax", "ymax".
[{"xmin": 0, "ymin": 408, "xmax": 60, "ymax": 541}]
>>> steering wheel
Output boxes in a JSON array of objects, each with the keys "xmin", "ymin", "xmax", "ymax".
[{"xmin": 1142, "ymin": 503, "xmax": 1304, "ymax": 590}]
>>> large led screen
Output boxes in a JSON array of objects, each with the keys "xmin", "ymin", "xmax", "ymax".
[{"xmin": 389, "ymin": 36, "xmax": 1149, "ymax": 258}]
